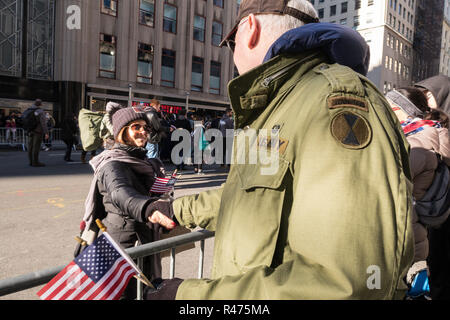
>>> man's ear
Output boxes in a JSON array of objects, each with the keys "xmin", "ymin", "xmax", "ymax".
[{"xmin": 246, "ymin": 14, "xmax": 260, "ymax": 49}]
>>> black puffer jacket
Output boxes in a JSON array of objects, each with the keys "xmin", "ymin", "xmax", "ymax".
[{"xmin": 96, "ymin": 145, "xmax": 158, "ymax": 224}]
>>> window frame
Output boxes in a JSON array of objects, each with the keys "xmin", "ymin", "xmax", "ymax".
[
  {"xmin": 101, "ymin": 0, "xmax": 118, "ymax": 17},
  {"xmin": 191, "ymin": 56, "xmax": 204, "ymax": 92},
  {"xmin": 99, "ymin": 33, "xmax": 117, "ymax": 79},
  {"xmin": 213, "ymin": 0, "xmax": 224, "ymax": 8},
  {"xmin": 209, "ymin": 60, "xmax": 221, "ymax": 95},
  {"xmin": 163, "ymin": 2, "xmax": 178, "ymax": 34},
  {"xmin": 193, "ymin": 15, "xmax": 206, "ymax": 43},
  {"xmin": 161, "ymin": 48, "xmax": 176, "ymax": 88},
  {"xmin": 211, "ymin": 20, "xmax": 223, "ymax": 47},
  {"xmin": 139, "ymin": 0, "xmax": 155, "ymax": 28},
  {"xmin": 137, "ymin": 42, "xmax": 154, "ymax": 84}
]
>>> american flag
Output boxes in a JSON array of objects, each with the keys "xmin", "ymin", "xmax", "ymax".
[
  {"xmin": 150, "ymin": 175, "xmax": 177, "ymax": 194},
  {"xmin": 37, "ymin": 233, "xmax": 138, "ymax": 300}
]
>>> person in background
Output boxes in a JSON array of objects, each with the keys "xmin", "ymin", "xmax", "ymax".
[
  {"xmin": 173, "ymin": 110, "xmax": 192, "ymax": 171},
  {"xmin": 218, "ymin": 108, "xmax": 234, "ymax": 167},
  {"xmin": 61, "ymin": 114, "xmax": 78, "ymax": 162},
  {"xmin": 5, "ymin": 116, "xmax": 17, "ymax": 145},
  {"xmin": 27, "ymin": 99, "xmax": 49, "ymax": 167},
  {"xmin": 386, "ymin": 87, "xmax": 450, "ymax": 299},
  {"xmin": 43, "ymin": 112, "xmax": 55, "ymax": 151},
  {"xmin": 414, "ymin": 75, "xmax": 450, "ymax": 115}
]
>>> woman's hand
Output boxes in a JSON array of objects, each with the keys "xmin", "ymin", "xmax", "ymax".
[
  {"xmin": 145, "ymin": 199, "xmax": 176, "ymax": 230},
  {"xmin": 149, "ymin": 210, "xmax": 176, "ymax": 230}
]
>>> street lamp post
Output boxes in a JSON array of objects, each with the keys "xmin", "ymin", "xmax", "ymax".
[{"xmin": 185, "ymin": 91, "xmax": 190, "ymax": 112}]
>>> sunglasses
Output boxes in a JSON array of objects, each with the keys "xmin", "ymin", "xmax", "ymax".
[
  {"xmin": 224, "ymin": 16, "xmax": 250, "ymax": 53},
  {"xmin": 128, "ymin": 123, "xmax": 152, "ymax": 133}
]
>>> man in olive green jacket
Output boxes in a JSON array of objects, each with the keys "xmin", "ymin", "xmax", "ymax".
[{"xmin": 145, "ymin": 0, "xmax": 414, "ymax": 300}]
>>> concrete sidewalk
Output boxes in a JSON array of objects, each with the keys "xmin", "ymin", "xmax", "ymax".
[{"xmin": 0, "ymin": 149, "xmax": 228, "ymax": 300}]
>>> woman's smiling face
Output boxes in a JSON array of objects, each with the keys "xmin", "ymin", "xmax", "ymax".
[{"xmin": 124, "ymin": 119, "xmax": 150, "ymax": 148}]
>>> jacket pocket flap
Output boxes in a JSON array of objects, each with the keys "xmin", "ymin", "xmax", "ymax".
[{"xmin": 236, "ymin": 159, "xmax": 290, "ymax": 190}]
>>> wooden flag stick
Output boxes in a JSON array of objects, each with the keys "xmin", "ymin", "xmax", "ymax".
[
  {"xmin": 95, "ymin": 219, "xmax": 107, "ymax": 233},
  {"xmin": 75, "ymin": 236, "xmax": 87, "ymax": 246}
]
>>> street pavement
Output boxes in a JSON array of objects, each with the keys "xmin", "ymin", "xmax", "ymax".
[{"xmin": 0, "ymin": 147, "xmax": 228, "ymax": 300}]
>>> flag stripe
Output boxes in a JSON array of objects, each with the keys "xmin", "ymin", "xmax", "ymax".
[
  {"xmin": 109, "ymin": 270, "xmax": 136, "ymax": 300},
  {"xmin": 92, "ymin": 263, "xmax": 134, "ymax": 300},
  {"xmin": 96, "ymin": 267, "xmax": 135, "ymax": 300},
  {"xmin": 38, "ymin": 263, "xmax": 79, "ymax": 300},
  {"xmin": 80, "ymin": 258, "xmax": 128, "ymax": 300},
  {"xmin": 70, "ymin": 277, "xmax": 96, "ymax": 300},
  {"xmin": 45, "ymin": 265, "xmax": 82, "ymax": 301},
  {"xmin": 52, "ymin": 269, "xmax": 89, "ymax": 300}
]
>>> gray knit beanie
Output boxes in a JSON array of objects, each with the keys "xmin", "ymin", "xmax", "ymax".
[{"xmin": 112, "ymin": 106, "xmax": 149, "ymax": 140}]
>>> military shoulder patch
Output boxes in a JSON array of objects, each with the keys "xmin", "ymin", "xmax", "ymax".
[
  {"xmin": 330, "ymin": 111, "xmax": 372, "ymax": 149},
  {"xmin": 328, "ymin": 96, "xmax": 369, "ymax": 112}
]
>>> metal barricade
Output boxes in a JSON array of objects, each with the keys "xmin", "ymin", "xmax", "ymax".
[
  {"xmin": 0, "ymin": 230, "xmax": 215, "ymax": 299},
  {"xmin": 0, "ymin": 127, "xmax": 27, "ymax": 151}
]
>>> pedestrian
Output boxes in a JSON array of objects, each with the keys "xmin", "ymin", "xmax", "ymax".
[
  {"xmin": 386, "ymin": 88, "xmax": 450, "ymax": 299},
  {"xmin": 414, "ymin": 75, "xmax": 450, "ymax": 115},
  {"xmin": 143, "ymin": 99, "xmax": 173, "ymax": 159},
  {"xmin": 61, "ymin": 114, "xmax": 78, "ymax": 162},
  {"xmin": 173, "ymin": 110, "xmax": 192, "ymax": 171},
  {"xmin": 5, "ymin": 117, "xmax": 17, "ymax": 145},
  {"xmin": 24, "ymin": 99, "xmax": 49, "ymax": 167},
  {"xmin": 144, "ymin": 0, "xmax": 414, "ymax": 300},
  {"xmin": 218, "ymin": 108, "xmax": 234, "ymax": 167},
  {"xmin": 192, "ymin": 115, "xmax": 207, "ymax": 175},
  {"xmin": 42, "ymin": 112, "xmax": 55, "ymax": 151},
  {"xmin": 84, "ymin": 106, "xmax": 176, "ymax": 299},
  {"xmin": 413, "ymin": 76, "xmax": 450, "ymax": 300}
]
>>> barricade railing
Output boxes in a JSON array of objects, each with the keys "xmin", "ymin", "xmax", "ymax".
[
  {"xmin": 0, "ymin": 128, "xmax": 66, "ymax": 151},
  {"xmin": 0, "ymin": 127, "xmax": 27, "ymax": 151},
  {"xmin": 0, "ymin": 229, "xmax": 215, "ymax": 300}
]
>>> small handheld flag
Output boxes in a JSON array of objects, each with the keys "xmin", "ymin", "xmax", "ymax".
[
  {"xmin": 150, "ymin": 171, "xmax": 179, "ymax": 194},
  {"xmin": 37, "ymin": 220, "xmax": 152, "ymax": 300}
]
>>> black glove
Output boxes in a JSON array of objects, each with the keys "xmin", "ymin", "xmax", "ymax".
[
  {"xmin": 144, "ymin": 278, "xmax": 183, "ymax": 300},
  {"xmin": 144, "ymin": 199, "xmax": 174, "ymax": 221}
]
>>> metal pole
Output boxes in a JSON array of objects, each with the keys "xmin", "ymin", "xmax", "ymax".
[
  {"xmin": 128, "ymin": 84, "xmax": 133, "ymax": 107},
  {"xmin": 169, "ymin": 248, "xmax": 176, "ymax": 279},
  {"xmin": 136, "ymin": 257, "xmax": 144, "ymax": 300},
  {"xmin": 198, "ymin": 240, "xmax": 205, "ymax": 279},
  {"xmin": 185, "ymin": 91, "xmax": 190, "ymax": 112}
]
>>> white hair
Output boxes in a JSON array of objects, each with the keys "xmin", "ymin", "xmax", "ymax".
[{"xmin": 255, "ymin": 0, "xmax": 318, "ymax": 38}]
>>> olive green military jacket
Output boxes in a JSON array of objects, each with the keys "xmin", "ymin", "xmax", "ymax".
[{"xmin": 173, "ymin": 51, "xmax": 414, "ymax": 300}]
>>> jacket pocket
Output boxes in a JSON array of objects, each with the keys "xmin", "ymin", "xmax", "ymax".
[{"xmin": 222, "ymin": 160, "xmax": 290, "ymax": 274}]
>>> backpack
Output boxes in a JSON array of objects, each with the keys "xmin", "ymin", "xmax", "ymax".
[
  {"xmin": 415, "ymin": 155, "xmax": 450, "ymax": 228},
  {"xmin": 78, "ymin": 108, "xmax": 105, "ymax": 151},
  {"xmin": 21, "ymin": 107, "xmax": 39, "ymax": 132}
]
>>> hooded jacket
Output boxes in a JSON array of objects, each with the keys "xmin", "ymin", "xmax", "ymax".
[
  {"xmin": 415, "ymin": 75, "xmax": 450, "ymax": 114},
  {"xmin": 173, "ymin": 23, "xmax": 413, "ymax": 299}
]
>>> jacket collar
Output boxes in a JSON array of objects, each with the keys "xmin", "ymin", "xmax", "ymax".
[
  {"xmin": 114, "ymin": 143, "xmax": 148, "ymax": 159},
  {"xmin": 228, "ymin": 50, "xmax": 325, "ymax": 129}
]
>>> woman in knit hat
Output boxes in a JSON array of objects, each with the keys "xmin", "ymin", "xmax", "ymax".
[
  {"xmin": 81, "ymin": 106, "xmax": 176, "ymax": 299},
  {"xmin": 386, "ymin": 87, "xmax": 450, "ymax": 299}
]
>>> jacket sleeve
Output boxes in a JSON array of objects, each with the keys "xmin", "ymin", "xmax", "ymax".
[
  {"xmin": 98, "ymin": 161, "xmax": 152, "ymax": 223},
  {"xmin": 172, "ymin": 186, "xmax": 223, "ymax": 231}
]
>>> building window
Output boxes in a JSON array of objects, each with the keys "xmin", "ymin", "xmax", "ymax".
[
  {"xmin": 163, "ymin": 3, "xmax": 177, "ymax": 34},
  {"xmin": 99, "ymin": 34, "xmax": 116, "ymax": 79},
  {"xmin": 341, "ymin": 2, "xmax": 348, "ymax": 14},
  {"xmin": 161, "ymin": 49, "xmax": 175, "ymax": 87},
  {"xmin": 355, "ymin": 0, "xmax": 361, "ymax": 10},
  {"xmin": 330, "ymin": 5, "xmax": 336, "ymax": 16},
  {"xmin": 210, "ymin": 61, "xmax": 221, "ymax": 94},
  {"xmin": 368, "ymin": 0, "xmax": 374, "ymax": 6},
  {"xmin": 213, "ymin": 0, "xmax": 223, "ymax": 8},
  {"xmin": 191, "ymin": 56, "xmax": 204, "ymax": 92},
  {"xmin": 0, "ymin": 0, "xmax": 23, "ymax": 77},
  {"xmin": 340, "ymin": 18, "xmax": 347, "ymax": 25},
  {"xmin": 194, "ymin": 15, "xmax": 206, "ymax": 42},
  {"xmin": 137, "ymin": 43, "xmax": 153, "ymax": 84},
  {"xmin": 139, "ymin": 0, "xmax": 154, "ymax": 27},
  {"xmin": 212, "ymin": 21, "xmax": 223, "ymax": 46},
  {"xmin": 385, "ymin": 56, "xmax": 389, "ymax": 69},
  {"xmin": 318, "ymin": 8, "xmax": 324, "ymax": 19},
  {"xmin": 353, "ymin": 15, "xmax": 360, "ymax": 28},
  {"xmin": 101, "ymin": 0, "xmax": 117, "ymax": 17}
]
